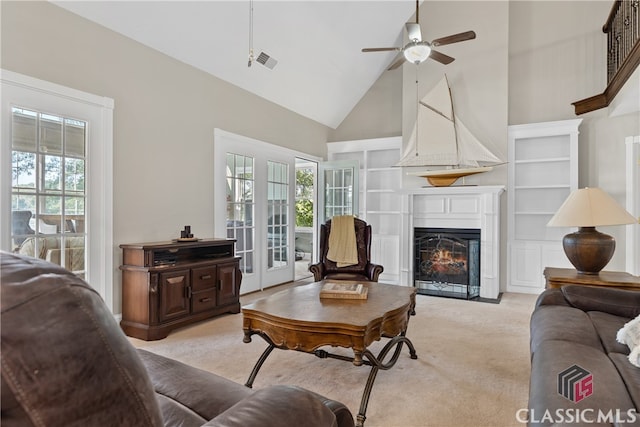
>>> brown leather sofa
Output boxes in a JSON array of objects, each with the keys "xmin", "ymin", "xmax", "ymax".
[
  {"xmin": 1, "ymin": 252, "xmax": 355, "ymax": 427},
  {"xmin": 528, "ymin": 285, "xmax": 640, "ymax": 426},
  {"xmin": 309, "ymin": 217, "xmax": 383, "ymax": 282}
]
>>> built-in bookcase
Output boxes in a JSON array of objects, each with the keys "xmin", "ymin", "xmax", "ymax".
[
  {"xmin": 507, "ymin": 119, "xmax": 582, "ymax": 294},
  {"xmin": 327, "ymin": 137, "xmax": 402, "ymax": 284}
]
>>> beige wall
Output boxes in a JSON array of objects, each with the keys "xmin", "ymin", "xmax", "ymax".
[
  {"xmin": 399, "ymin": 1, "xmax": 512, "ymax": 289},
  {"xmin": 2, "ymin": 0, "xmax": 638, "ymax": 306},
  {"xmin": 509, "ymin": 0, "xmax": 640, "ymax": 271},
  {"xmin": 336, "ymin": 0, "xmax": 638, "ymax": 285},
  {"xmin": 1, "ymin": 1, "xmax": 331, "ymax": 312},
  {"xmin": 402, "ymin": 1, "xmax": 510, "ymax": 190},
  {"xmin": 328, "ymin": 69, "xmax": 402, "ymax": 142}
]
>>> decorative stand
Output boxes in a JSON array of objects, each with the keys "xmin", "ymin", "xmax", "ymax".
[{"xmin": 244, "ymin": 332, "xmax": 417, "ymax": 427}]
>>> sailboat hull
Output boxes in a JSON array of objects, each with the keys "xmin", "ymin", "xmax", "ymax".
[{"xmin": 408, "ymin": 166, "xmax": 494, "ymax": 187}]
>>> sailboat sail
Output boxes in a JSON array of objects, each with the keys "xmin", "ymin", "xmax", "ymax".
[{"xmin": 397, "ymin": 75, "xmax": 501, "ymax": 171}]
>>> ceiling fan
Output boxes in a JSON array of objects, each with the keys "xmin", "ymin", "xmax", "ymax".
[{"xmin": 362, "ymin": 0, "xmax": 477, "ymax": 70}]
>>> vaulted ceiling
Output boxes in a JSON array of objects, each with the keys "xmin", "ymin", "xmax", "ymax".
[{"xmin": 52, "ymin": 1, "xmax": 420, "ymax": 129}]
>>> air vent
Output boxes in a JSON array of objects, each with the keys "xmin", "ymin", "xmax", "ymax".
[{"xmin": 256, "ymin": 51, "xmax": 278, "ymax": 70}]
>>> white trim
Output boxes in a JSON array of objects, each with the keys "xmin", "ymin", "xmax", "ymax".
[
  {"xmin": 626, "ymin": 136, "xmax": 640, "ymax": 275},
  {"xmin": 1, "ymin": 70, "xmax": 114, "ymax": 311},
  {"xmin": 0, "ymin": 69, "xmax": 114, "ymax": 109}
]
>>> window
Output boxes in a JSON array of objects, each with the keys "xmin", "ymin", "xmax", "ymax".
[
  {"xmin": 11, "ymin": 107, "xmax": 87, "ymax": 277},
  {"xmin": 323, "ymin": 167, "xmax": 354, "ymax": 219},
  {"xmin": 2, "ymin": 70, "xmax": 114, "ymax": 311}
]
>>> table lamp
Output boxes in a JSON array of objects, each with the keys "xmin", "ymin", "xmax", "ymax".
[{"xmin": 547, "ymin": 187, "xmax": 638, "ymax": 274}]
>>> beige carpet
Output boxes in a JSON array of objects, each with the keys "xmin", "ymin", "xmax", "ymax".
[{"xmin": 131, "ymin": 284, "xmax": 538, "ymax": 427}]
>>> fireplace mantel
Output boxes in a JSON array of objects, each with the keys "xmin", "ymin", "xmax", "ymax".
[{"xmin": 402, "ymin": 185, "xmax": 505, "ymax": 300}]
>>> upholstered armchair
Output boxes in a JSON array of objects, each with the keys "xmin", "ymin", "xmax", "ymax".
[
  {"xmin": 309, "ymin": 217, "xmax": 383, "ymax": 282},
  {"xmin": 11, "ymin": 210, "xmax": 35, "ymax": 246}
]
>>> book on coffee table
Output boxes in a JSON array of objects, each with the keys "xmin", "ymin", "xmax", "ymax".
[{"xmin": 320, "ymin": 282, "xmax": 368, "ymax": 300}]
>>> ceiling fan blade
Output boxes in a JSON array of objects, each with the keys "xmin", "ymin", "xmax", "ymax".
[
  {"xmin": 431, "ymin": 30, "xmax": 476, "ymax": 47},
  {"xmin": 405, "ymin": 22, "xmax": 422, "ymax": 42},
  {"xmin": 429, "ymin": 50, "xmax": 455, "ymax": 65},
  {"xmin": 387, "ymin": 54, "xmax": 407, "ymax": 70},
  {"xmin": 362, "ymin": 47, "xmax": 402, "ymax": 53}
]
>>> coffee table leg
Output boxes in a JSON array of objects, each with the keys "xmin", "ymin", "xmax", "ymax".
[
  {"xmin": 245, "ymin": 344, "xmax": 275, "ymax": 388},
  {"xmin": 356, "ymin": 334, "xmax": 417, "ymax": 427}
]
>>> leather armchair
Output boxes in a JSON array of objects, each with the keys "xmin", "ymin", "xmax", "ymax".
[
  {"xmin": 309, "ymin": 217, "xmax": 383, "ymax": 282},
  {"xmin": 0, "ymin": 252, "xmax": 354, "ymax": 427}
]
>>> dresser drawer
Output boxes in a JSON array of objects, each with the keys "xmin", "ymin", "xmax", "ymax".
[
  {"xmin": 192, "ymin": 266, "xmax": 217, "ymax": 292},
  {"xmin": 191, "ymin": 289, "xmax": 217, "ymax": 313}
]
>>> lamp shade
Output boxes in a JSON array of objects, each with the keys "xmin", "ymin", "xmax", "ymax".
[
  {"xmin": 547, "ymin": 187, "xmax": 637, "ymax": 227},
  {"xmin": 547, "ymin": 187, "xmax": 637, "ymax": 274}
]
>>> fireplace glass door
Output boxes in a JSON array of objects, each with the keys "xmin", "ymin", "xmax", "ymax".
[{"xmin": 414, "ymin": 228, "xmax": 480, "ymax": 300}]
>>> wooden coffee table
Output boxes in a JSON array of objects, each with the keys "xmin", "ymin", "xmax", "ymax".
[{"xmin": 242, "ymin": 280, "xmax": 417, "ymax": 427}]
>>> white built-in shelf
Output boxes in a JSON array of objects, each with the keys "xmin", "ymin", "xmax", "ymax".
[
  {"xmin": 327, "ymin": 136, "xmax": 402, "ymax": 284},
  {"xmin": 514, "ymin": 185, "xmax": 571, "ymax": 190},
  {"xmin": 507, "ymin": 119, "xmax": 582, "ymax": 294},
  {"xmin": 514, "ymin": 157, "xmax": 571, "ymax": 164}
]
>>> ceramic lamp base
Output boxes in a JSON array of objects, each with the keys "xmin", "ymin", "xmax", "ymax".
[{"xmin": 562, "ymin": 226, "xmax": 615, "ymax": 274}]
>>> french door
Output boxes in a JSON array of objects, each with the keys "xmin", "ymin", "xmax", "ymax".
[
  {"xmin": 214, "ymin": 129, "xmax": 360, "ymax": 293},
  {"xmin": 214, "ymin": 129, "xmax": 315, "ymax": 293}
]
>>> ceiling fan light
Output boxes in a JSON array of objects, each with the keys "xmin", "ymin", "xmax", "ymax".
[{"xmin": 403, "ymin": 43, "xmax": 431, "ymax": 64}]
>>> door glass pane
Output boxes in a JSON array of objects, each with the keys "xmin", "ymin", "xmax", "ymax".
[
  {"xmin": 64, "ymin": 118, "xmax": 86, "ymax": 157},
  {"xmin": 12, "ymin": 151, "xmax": 36, "ymax": 189},
  {"xmin": 43, "ymin": 155, "xmax": 62, "ymax": 191},
  {"xmin": 64, "ymin": 158, "xmax": 85, "ymax": 192},
  {"xmin": 267, "ymin": 161, "xmax": 289, "ymax": 270},
  {"xmin": 226, "ymin": 153, "xmax": 255, "ymax": 274},
  {"xmin": 40, "ymin": 113, "xmax": 63, "ymax": 154},
  {"xmin": 12, "ymin": 108, "xmax": 37, "ymax": 152},
  {"xmin": 10, "ymin": 107, "xmax": 87, "ymax": 278}
]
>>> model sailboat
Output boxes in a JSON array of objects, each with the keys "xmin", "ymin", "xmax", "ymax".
[{"xmin": 397, "ymin": 75, "xmax": 502, "ymax": 187}]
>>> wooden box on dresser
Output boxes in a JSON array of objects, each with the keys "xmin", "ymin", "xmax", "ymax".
[{"xmin": 120, "ymin": 239, "xmax": 242, "ymax": 340}]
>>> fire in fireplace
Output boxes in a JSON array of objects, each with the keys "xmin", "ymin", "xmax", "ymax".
[{"xmin": 414, "ymin": 227, "xmax": 481, "ymax": 300}]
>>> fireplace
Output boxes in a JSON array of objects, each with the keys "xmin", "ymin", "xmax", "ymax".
[
  {"xmin": 405, "ymin": 186, "xmax": 504, "ymax": 300},
  {"xmin": 414, "ymin": 227, "xmax": 481, "ymax": 300}
]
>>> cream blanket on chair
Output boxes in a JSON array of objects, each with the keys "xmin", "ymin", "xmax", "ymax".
[{"xmin": 326, "ymin": 215, "xmax": 358, "ymax": 268}]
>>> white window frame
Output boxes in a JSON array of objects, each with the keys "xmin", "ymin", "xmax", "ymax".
[{"xmin": 1, "ymin": 70, "xmax": 114, "ymax": 311}]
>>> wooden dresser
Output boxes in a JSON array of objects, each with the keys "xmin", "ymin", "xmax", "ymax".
[
  {"xmin": 120, "ymin": 239, "xmax": 242, "ymax": 340},
  {"xmin": 544, "ymin": 267, "xmax": 640, "ymax": 291}
]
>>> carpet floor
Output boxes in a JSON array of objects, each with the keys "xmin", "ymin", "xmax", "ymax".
[{"xmin": 131, "ymin": 283, "xmax": 538, "ymax": 427}]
